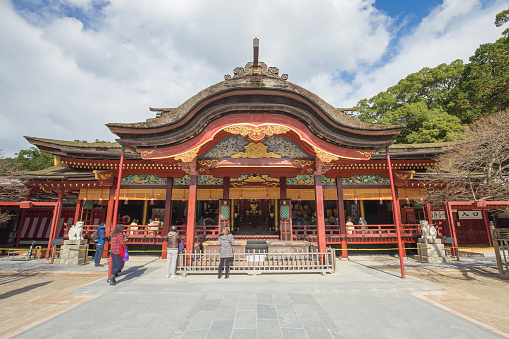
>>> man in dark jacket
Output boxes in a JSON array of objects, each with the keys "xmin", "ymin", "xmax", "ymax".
[
  {"xmin": 94, "ymin": 222, "xmax": 107, "ymax": 267},
  {"xmin": 166, "ymin": 226, "xmax": 181, "ymax": 278}
]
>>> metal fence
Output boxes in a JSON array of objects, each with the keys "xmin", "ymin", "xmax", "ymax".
[
  {"xmin": 176, "ymin": 247, "xmax": 335, "ymax": 276},
  {"xmin": 492, "ymin": 228, "xmax": 509, "ymax": 275}
]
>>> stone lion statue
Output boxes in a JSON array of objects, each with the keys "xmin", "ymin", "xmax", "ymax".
[
  {"xmin": 420, "ymin": 220, "xmax": 437, "ymax": 243},
  {"xmin": 68, "ymin": 221, "xmax": 84, "ymax": 240}
]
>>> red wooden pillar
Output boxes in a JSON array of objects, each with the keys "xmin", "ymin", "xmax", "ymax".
[
  {"xmin": 223, "ymin": 177, "xmax": 230, "ymax": 199},
  {"xmin": 186, "ymin": 173, "xmax": 198, "ymax": 253},
  {"xmin": 103, "ymin": 186, "xmax": 116, "ymax": 258},
  {"xmin": 481, "ymin": 209, "xmax": 493, "ymax": 247},
  {"xmin": 425, "ymin": 202, "xmax": 433, "ymax": 228},
  {"xmin": 394, "ymin": 188, "xmax": 406, "ymax": 258},
  {"xmin": 280, "ymin": 177, "xmax": 287, "ymax": 199},
  {"xmin": 336, "ymin": 177, "xmax": 348, "ymax": 258},
  {"xmin": 445, "ymin": 202, "xmax": 459, "ymax": 258},
  {"xmin": 161, "ymin": 177, "xmax": 173, "ymax": 259},
  {"xmin": 315, "ymin": 174, "xmax": 326, "ymax": 253},
  {"xmin": 74, "ymin": 200, "xmax": 82, "ymax": 224},
  {"xmin": 386, "ymin": 149, "xmax": 406, "ymax": 278},
  {"xmin": 109, "ymin": 147, "xmax": 125, "ymax": 278},
  {"xmin": 46, "ymin": 191, "xmax": 63, "ymax": 259}
]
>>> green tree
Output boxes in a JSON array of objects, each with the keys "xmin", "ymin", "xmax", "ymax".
[
  {"xmin": 495, "ymin": 8, "xmax": 509, "ymax": 37},
  {"xmin": 14, "ymin": 147, "xmax": 54, "ymax": 171},
  {"xmin": 356, "ymin": 59, "xmax": 466, "ymax": 126},
  {"xmin": 450, "ymin": 36, "xmax": 509, "ymax": 122},
  {"xmin": 370, "ymin": 101, "xmax": 464, "ymax": 144}
]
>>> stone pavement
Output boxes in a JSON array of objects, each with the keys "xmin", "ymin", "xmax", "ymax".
[{"xmin": 4, "ymin": 254, "xmax": 505, "ymax": 339}]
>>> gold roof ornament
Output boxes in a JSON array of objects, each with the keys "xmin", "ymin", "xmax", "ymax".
[{"xmin": 224, "ymin": 38, "xmax": 289, "ymax": 80}]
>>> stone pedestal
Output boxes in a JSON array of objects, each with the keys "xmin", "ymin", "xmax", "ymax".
[
  {"xmin": 415, "ymin": 239, "xmax": 451, "ymax": 263},
  {"xmin": 54, "ymin": 240, "xmax": 92, "ymax": 265}
]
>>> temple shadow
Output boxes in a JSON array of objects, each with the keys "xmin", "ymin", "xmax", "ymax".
[
  {"xmin": 116, "ymin": 257, "xmax": 159, "ymax": 282},
  {"xmin": 0, "ymin": 280, "xmax": 53, "ymax": 300},
  {"xmin": 348, "ymin": 259, "xmax": 404, "ymax": 279},
  {"xmin": 117, "ymin": 266, "xmax": 147, "ymax": 282}
]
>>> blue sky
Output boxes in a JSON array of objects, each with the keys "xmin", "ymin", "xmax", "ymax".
[
  {"xmin": 0, "ymin": 0, "xmax": 507, "ymax": 155},
  {"xmin": 376, "ymin": 0, "xmax": 443, "ymax": 23}
]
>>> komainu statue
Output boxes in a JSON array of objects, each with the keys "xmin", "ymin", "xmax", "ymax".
[
  {"xmin": 419, "ymin": 220, "xmax": 437, "ymax": 243},
  {"xmin": 68, "ymin": 221, "xmax": 84, "ymax": 240}
]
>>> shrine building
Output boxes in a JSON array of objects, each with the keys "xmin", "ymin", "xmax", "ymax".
[{"xmin": 5, "ymin": 39, "xmax": 496, "ymax": 257}]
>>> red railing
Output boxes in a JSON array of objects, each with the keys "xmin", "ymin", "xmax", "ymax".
[
  {"xmin": 68, "ymin": 223, "xmax": 425, "ymax": 246},
  {"xmin": 74, "ymin": 224, "xmax": 221, "ymax": 244}
]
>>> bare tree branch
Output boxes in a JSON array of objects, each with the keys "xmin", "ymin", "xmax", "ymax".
[
  {"xmin": 0, "ymin": 151, "xmax": 29, "ymax": 223},
  {"xmin": 425, "ymin": 110, "xmax": 509, "ymax": 209}
]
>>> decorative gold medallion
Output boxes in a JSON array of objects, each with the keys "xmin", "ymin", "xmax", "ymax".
[
  {"xmin": 224, "ymin": 124, "xmax": 290, "ymax": 140},
  {"xmin": 174, "ymin": 147, "xmax": 200, "ymax": 163},
  {"xmin": 313, "ymin": 147, "xmax": 339, "ymax": 163},
  {"xmin": 231, "ymin": 143, "xmax": 281, "ymax": 158}
]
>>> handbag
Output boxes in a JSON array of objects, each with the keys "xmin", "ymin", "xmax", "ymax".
[
  {"xmin": 178, "ymin": 241, "xmax": 185, "ymax": 251},
  {"xmin": 122, "ymin": 248, "xmax": 129, "ymax": 261}
]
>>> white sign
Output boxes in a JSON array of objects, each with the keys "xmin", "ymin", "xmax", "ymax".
[
  {"xmin": 458, "ymin": 210, "xmax": 483, "ymax": 220},
  {"xmin": 431, "ymin": 211, "xmax": 446, "ymax": 220}
]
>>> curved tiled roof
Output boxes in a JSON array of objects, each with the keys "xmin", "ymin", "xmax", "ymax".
[{"xmin": 108, "ymin": 77, "xmax": 401, "ymax": 132}]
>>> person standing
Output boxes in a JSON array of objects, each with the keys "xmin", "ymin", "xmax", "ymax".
[
  {"xmin": 359, "ymin": 216, "xmax": 369, "ymax": 234},
  {"xmin": 218, "ymin": 227, "xmax": 234, "ymax": 279},
  {"xmin": 166, "ymin": 226, "xmax": 181, "ymax": 278},
  {"xmin": 346, "ymin": 217, "xmax": 354, "ymax": 234},
  {"xmin": 107, "ymin": 224, "xmax": 127, "ymax": 285},
  {"xmin": 94, "ymin": 222, "xmax": 106, "ymax": 267}
]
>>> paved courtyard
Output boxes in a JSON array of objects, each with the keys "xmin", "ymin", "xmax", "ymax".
[{"xmin": 1, "ymin": 254, "xmax": 507, "ymax": 339}]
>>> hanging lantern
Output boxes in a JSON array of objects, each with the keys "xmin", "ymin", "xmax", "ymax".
[
  {"xmin": 98, "ymin": 197, "xmax": 103, "ymax": 205},
  {"xmin": 124, "ymin": 197, "xmax": 128, "ymax": 205},
  {"xmin": 406, "ymin": 197, "xmax": 410, "ymax": 206},
  {"xmin": 298, "ymin": 189, "xmax": 301, "ymax": 202},
  {"xmin": 209, "ymin": 189, "xmax": 212, "ymax": 202},
  {"xmin": 354, "ymin": 197, "xmax": 358, "ymax": 204},
  {"xmin": 420, "ymin": 197, "xmax": 424, "ymax": 202},
  {"xmin": 379, "ymin": 197, "xmax": 383, "ymax": 205},
  {"xmin": 150, "ymin": 197, "xmax": 155, "ymax": 205},
  {"xmin": 83, "ymin": 197, "xmax": 87, "ymax": 202}
]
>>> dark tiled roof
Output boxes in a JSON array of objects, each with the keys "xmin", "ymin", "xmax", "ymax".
[{"xmin": 25, "ymin": 137, "xmax": 121, "ymax": 148}]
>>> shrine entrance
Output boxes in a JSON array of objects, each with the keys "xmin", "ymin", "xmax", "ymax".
[{"xmin": 233, "ymin": 199, "xmax": 277, "ymax": 235}]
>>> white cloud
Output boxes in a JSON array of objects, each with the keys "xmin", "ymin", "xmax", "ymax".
[
  {"xmin": 346, "ymin": 0, "xmax": 508, "ymax": 106},
  {"xmin": 0, "ymin": 0, "xmax": 506, "ymax": 155}
]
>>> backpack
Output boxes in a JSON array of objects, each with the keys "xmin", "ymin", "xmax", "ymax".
[{"xmin": 92, "ymin": 229, "xmax": 100, "ymax": 243}]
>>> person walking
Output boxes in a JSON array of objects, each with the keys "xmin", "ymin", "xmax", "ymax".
[
  {"xmin": 107, "ymin": 224, "xmax": 127, "ymax": 285},
  {"xmin": 94, "ymin": 222, "xmax": 106, "ymax": 267},
  {"xmin": 218, "ymin": 227, "xmax": 234, "ymax": 279},
  {"xmin": 166, "ymin": 226, "xmax": 181, "ymax": 278}
]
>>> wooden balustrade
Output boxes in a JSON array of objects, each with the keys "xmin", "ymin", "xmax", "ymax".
[{"xmin": 71, "ymin": 222, "xmax": 424, "ymax": 247}]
